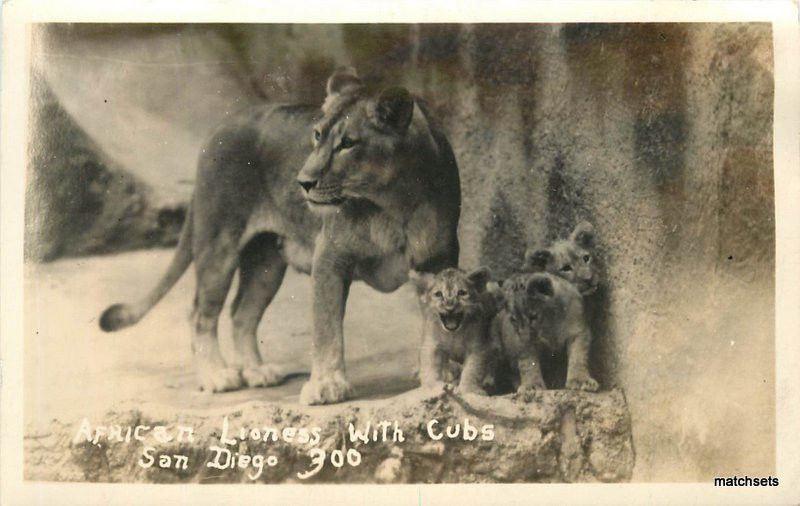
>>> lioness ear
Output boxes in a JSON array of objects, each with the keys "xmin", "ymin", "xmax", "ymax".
[
  {"xmin": 570, "ymin": 221, "xmax": 595, "ymax": 249},
  {"xmin": 326, "ymin": 67, "xmax": 362, "ymax": 96},
  {"xmin": 373, "ymin": 87, "xmax": 414, "ymax": 133},
  {"xmin": 524, "ymin": 248, "xmax": 552, "ymax": 272},
  {"xmin": 408, "ymin": 270, "xmax": 435, "ymax": 294},
  {"xmin": 467, "ymin": 266, "xmax": 491, "ymax": 291},
  {"xmin": 527, "ymin": 274, "xmax": 554, "ymax": 298}
]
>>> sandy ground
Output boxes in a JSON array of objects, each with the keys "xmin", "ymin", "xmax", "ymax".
[{"xmin": 24, "ymin": 249, "xmax": 422, "ymax": 426}]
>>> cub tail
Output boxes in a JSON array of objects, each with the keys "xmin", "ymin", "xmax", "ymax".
[{"xmin": 99, "ymin": 202, "xmax": 193, "ymax": 332}]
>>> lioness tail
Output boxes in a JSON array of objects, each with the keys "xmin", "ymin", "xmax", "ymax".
[{"xmin": 99, "ymin": 202, "xmax": 193, "ymax": 332}]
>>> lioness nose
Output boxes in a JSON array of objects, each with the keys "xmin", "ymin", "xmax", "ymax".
[{"xmin": 298, "ymin": 179, "xmax": 318, "ymax": 193}]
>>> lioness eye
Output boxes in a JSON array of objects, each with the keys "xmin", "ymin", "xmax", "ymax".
[
  {"xmin": 313, "ymin": 130, "xmax": 321, "ymax": 142},
  {"xmin": 457, "ymin": 289, "xmax": 467, "ymax": 297},
  {"xmin": 561, "ymin": 264, "xmax": 573, "ymax": 272},
  {"xmin": 583, "ymin": 255, "xmax": 590, "ymax": 263},
  {"xmin": 434, "ymin": 290, "xmax": 443, "ymax": 299},
  {"xmin": 339, "ymin": 135, "xmax": 357, "ymax": 150}
]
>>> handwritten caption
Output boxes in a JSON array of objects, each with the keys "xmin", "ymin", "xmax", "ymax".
[{"xmin": 74, "ymin": 417, "xmax": 495, "ymax": 480}]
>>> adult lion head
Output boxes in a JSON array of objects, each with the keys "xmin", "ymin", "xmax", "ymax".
[{"xmin": 296, "ymin": 67, "xmax": 422, "ymax": 212}]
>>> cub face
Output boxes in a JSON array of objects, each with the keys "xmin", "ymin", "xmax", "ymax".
[
  {"xmin": 410, "ymin": 267, "xmax": 491, "ymax": 332},
  {"xmin": 297, "ymin": 67, "xmax": 417, "ymax": 211},
  {"xmin": 524, "ymin": 221, "xmax": 599, "ymax": 295}
]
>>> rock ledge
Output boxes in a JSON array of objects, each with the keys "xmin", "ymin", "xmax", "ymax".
[{"xmin": 24, "ymin": 388, "xmax": 634, "ymax": 483}]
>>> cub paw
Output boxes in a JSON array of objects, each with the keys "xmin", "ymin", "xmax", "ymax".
[
  {"xmin": 566, "ymin": 376, "xmax": 599, "ymax": 392},
  {"xmin": 197, "ymin": 367, "xmax": 243, "ymax": 393},
  {"xmin": 242, "ymin": 364, "xmax": 285, "ymax": 388},
  {"xmin": 516, "ymin": 383, "xmax": 546, "ymax": 394},
  {"xmin": 299, "ymin": 372, "xmax": 352, "ymax": 405}
]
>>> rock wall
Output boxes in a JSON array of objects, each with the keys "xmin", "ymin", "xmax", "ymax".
[
  {"xmin": 25, "ymin": 76, "xmax": 185, "ymax": 261},
  {"xmin": 25, "ymin": 389, "xmax": 633, "ymax": 483},
  {"xmin": 29, "ymin": 23, "xmax": 774, "ymax": 480}
]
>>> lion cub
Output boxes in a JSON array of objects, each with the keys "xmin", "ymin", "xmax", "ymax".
[
  {"xmin": 489, "ymin": 272, "xmax": 599, "ymax": 393},
  {"xmin": 410, "ymin": 267, "xmax": 496, "ymax": 395},
  {"xmin": 524, "ymin": 221, "xmax": 599, "ymax": 296}
]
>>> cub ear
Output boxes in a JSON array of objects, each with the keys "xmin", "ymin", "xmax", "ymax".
[
  {"xmin": 526, "ymin": 274, "xmax": 554, "ymax": 298},
  {"xmin": 524, "ymin": 248, "xmax": 552, "ymax": 272},
  {"xmin": 326, "ymin": 67, "xmax": 362, "ymax": 96},
  {"xmin": 373, "ymin": 86, "xmax": 414, "ymax": 133},
  {"xmin": 570, "ymin": 221, "xmax": 595, "ymax": 249},
  {"xmin": 408, "ymin": 270, "xmax": 435, "ymax": 294},
  {"xmin": 467, "ymin": 266, "xmax": 491, "ymax": 291}
]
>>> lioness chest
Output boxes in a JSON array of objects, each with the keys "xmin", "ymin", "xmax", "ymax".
[
  {"xmin": 333, "ymin": 209, "xmax": 428, "ymax": 293},
  {"xmin": 247, "ymin": 199, "xmax": 441, "ymax": 291}
]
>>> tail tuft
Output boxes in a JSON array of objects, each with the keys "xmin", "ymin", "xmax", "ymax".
[{"xmin": 99, "ymin": 303, "xmax": 139, "ymax": 332}]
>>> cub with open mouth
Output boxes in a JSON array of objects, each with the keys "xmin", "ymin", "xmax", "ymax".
[{"xmin": 409, "ymin": 267, "xmax": 498, "ymax": 395}]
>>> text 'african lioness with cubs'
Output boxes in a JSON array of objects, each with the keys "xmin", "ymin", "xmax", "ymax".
[{"xmin": 99, "ymin": 68, "xmax": 461, "ymax": 405}]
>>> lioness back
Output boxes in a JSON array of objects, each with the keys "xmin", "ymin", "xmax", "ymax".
[{"xmin": 197, "ymin": 103, "xmax": 324, "ymax": 256}]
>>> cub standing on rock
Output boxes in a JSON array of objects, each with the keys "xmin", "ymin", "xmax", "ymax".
[
  {"xmin": 523, "ymin": 221, "xmax": 599, "ymax": 296},
  {"xmin": 98, "ymin": 67, "xmax": 461, "ymax": 405},
  {"xmin": 489, "ymin": 272, "xmax": 599, "ymax": 393},
  {"xmin": 410, "ymin": 267, "xmax": 496, "ymax": 395}
]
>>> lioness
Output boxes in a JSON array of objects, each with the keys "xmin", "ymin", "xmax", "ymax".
[
  {"xmin": 523, "ymin": 221, "xmax": 599, "ymax": 295},
  {"xmin": 409, "ymin": 267, "xmax": 495, "ymax": 395},
  {"xmin": 489, "ymin": 272, "xmax": 599, "ymax": 393},
  {"xmin": 99, "ymin": 68, "xmax": 461, "ymax": 405}
]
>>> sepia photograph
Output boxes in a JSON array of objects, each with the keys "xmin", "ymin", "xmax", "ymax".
[{"xmin": 3, "ymin": 1, "xmax": 800, "ymax": 503}]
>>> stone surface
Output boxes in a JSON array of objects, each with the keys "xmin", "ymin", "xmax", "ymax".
[
  {"xmin": 28, "ymin": 23, "xmax": 775, "ymax": 480},
  {"xmin": 25, "ymin": 77, "xmax": 186, "ymax": 261},
  {"xmin": 24, "ymin": 388, "xmax": 634, "ymax": 483}
]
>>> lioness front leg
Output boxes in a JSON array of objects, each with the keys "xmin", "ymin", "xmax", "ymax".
[
  {"xmin": 565, "ymin": 333, "xmax": 599, "ymax": 392},
  {"xmin": 299, "ymin": 246, "xmax": 353, "ymax": 405}
]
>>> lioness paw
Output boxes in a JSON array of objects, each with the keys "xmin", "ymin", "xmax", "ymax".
[
  {"xmin": 455, "ymin": 383, "xmax": 487, "ymax": 396},
  {"xmin": 242, "ymin": 364, "xmax": 285, "ymax": 388},
  {"xmin": 197, "ymin": 367, "xmax": 243, "ymax": 393},
  {"xmin": 299, "ymin": 373, "xmax": 352, "ymax": 405},
  {"xmin": 418, "ymin": 379, "xmax": 447, "ymax": 395},
  {"xmin": 566, "ymin": 376, "xmax": 599, "ymax": 392}
]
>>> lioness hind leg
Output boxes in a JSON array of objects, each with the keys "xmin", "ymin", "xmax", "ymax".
[
  {"xmin": 191, "ymin": 227, "xmax": 245, "ymax": 393},
  {"xmin": 230, "ymin": 233, "xmax": 288, "ymax": 388}
]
